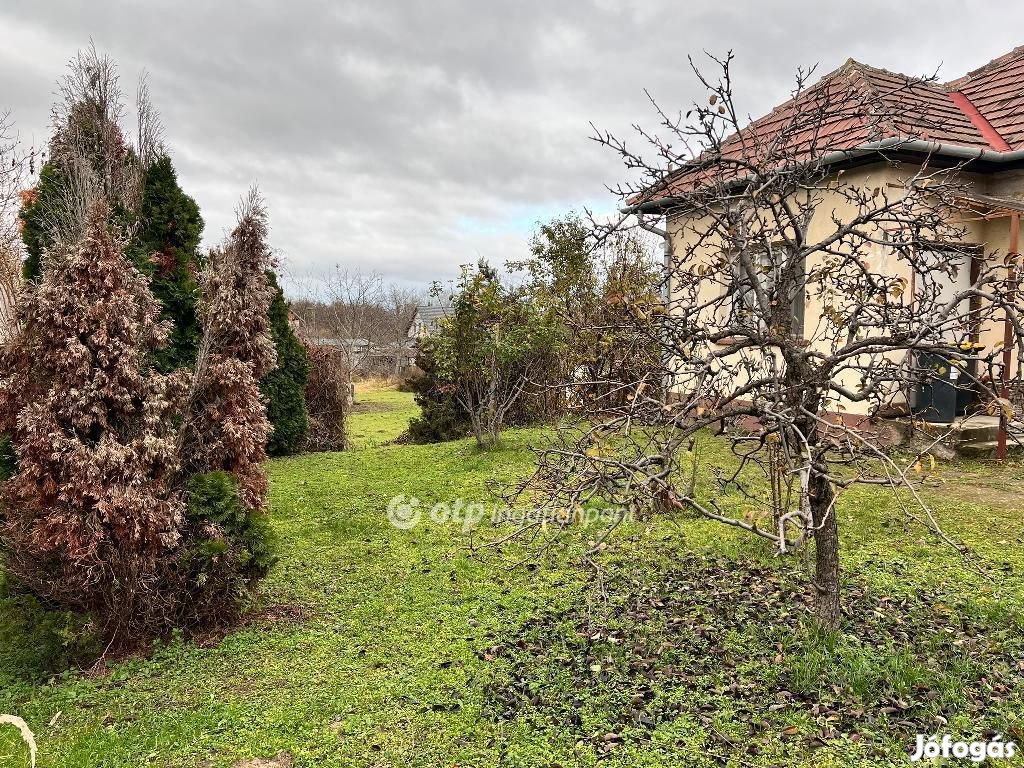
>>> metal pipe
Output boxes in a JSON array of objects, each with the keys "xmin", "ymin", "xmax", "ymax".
[
  {"xmin": 997, "ymin": 212, "xmax": 1020, "ymax": 462},
  {"xmin": 634, "ymin": 214, "xmax": 675, "ymax": 401}
]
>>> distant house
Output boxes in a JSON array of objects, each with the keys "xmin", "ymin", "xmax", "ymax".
[
  {"xmin": 312, "ymin": 335, "xmax": 417, "ymax": 377},
  {"xmin": 407, "ymin": 303, "xmax": 451, "ymax": 339},
  {"xmin": 379, "ymin": 338, "xmax": 418, "ymax": 373},
  {"xmin": 313, "ymin": 336, "xmax": 372, "ymax": 365}
]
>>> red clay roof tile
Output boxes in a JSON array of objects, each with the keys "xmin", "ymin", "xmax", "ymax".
[
  {"xmin": 644, "ymin": 46, "xmax": 1023, "ymax": 203},
  {"xmin": 952, "ymin": 46, "xmax": 1024, "ymax": 150}
]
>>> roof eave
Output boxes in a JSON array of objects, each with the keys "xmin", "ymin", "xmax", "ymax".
[{"xmin": 622, "ymin": 138, "xmax": 1024, "ymax": 216}]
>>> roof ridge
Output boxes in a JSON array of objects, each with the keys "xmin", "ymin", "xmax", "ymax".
[
  {"xmin": 842, "ymin": 63, "xmax": 904, "ymax": 140},
  {"xmin": 744, "ymin": 58, "xmax": 942, "ymax": 124},
  {"xmin": 946, "ymin": 44, "xmax": 1024, "ymax": 88},
  {"xmin": 751, "ymin": 60, "xmax": 853, "ymax": 119},
  {"xmin": 842, "ymin": 58, "xmax": 941, "ymax": 87},
  {"xmin": 843, "ymin": 60, "xmax": 956, "ymax": 141},
  {"xmin": 748, "ymin": 58, "xmax": 877, "ymax": 124},
  {"xmin": 813, "ymin": 48, "xmax": 1024, "ymax": 93}
]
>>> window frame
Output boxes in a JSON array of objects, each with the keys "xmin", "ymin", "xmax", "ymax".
[{"xmin": 726, "ymin": 241, "xmax": 806, "ymax": 339}]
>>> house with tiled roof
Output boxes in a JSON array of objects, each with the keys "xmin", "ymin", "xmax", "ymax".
[
  {"xmin": 632, "ymin": 46, "xmax": 1024, "ymax": 445},
  {"xmin": 633, "ymin": 48, "xmax": 1024, "ymax": 207}
]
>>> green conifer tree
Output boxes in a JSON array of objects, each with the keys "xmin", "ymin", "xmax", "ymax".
[
  {"xmin": 18, "ymin": 161, "xmax": 66, "ymax": 281},
  {"xmin": 130, "ymin": 155, "xmax": 204, "ymax": 371},
  {"xmin": 260, "ymin": 271, "xmax": 310, "ymax": 455}
]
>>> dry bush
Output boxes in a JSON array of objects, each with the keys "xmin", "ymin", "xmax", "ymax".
[
  {"xmin": 303, "ymin": 342, "xmax": 349, "ymax": 452},
  {"xmin": 0, "ymin": 205, "xmax": 186, "ymax": 643},
  {"xmin": 156, "ymin": 190, "xmax": 280, "ymax": 632},
  {"xmin": 357, "ymin": 373, "xmax": 401, "ymax": 390},
  {"xmin": 179, "ymin": 189, "xmax": 276, "ymax": 511}
]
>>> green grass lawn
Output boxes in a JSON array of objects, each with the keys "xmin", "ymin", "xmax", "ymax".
[
  {"xmin": 346, "ymin": 385, "xmax": 420, "ymax": 448},
  {"xmin": 1, "ymin": 389, "xmax": 1023, "ymax": 766}
]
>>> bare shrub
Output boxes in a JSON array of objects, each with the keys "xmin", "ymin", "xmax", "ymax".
[{"xmin": 303, "ymin": 342, "xmax": 349, "ymax": 452}]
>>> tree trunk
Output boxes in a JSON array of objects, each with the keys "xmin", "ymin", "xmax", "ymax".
[
  {"xmin": 480, "ymin": 352, "xmax": 500, "ymax": 448},
  {"xmin": 808, "ymin": 465, "xmax": 840, "ymax": 630},
  {"xmin": 470, "ymin": 410, "xmax": 486, "ymax": 448},
  {"xmin": 792, "ymin": 382, "xmax": 842, "ymax": 631},
  {"xmin": 486, "ymin": 415, "xmax": 502, "ymax": 447},
  {"xmin": 393, "ymin": 332, "xmax": 403, "ymax": 378}
]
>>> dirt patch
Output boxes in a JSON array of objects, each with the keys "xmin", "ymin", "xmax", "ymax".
[
  {"xmin": 350, "ymin": 401, "xmax": 396, "ymax": 413},
  {"xmin": 249, "ymin": 603, "xmax": 312, "ymax": 625},
  {"xmin": 79, "ymin": 604, "xmax": 314, "ymax": 676},
  {"xmin": 193, "ymin": 603, "xmax": 313, "ymax": 648}
]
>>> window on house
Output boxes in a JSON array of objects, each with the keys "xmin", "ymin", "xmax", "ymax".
[{"xmin": 729, "ymin": 244, "xmax": 805, "ymax": 337}]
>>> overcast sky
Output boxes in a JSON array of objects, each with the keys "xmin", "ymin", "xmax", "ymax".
[{"xmin": 0, "ymin": 1, "xmax": 1021, "ymax": 297}]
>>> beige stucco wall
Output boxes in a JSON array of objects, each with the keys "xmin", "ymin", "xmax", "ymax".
[
  {"xmin": 666, "ymin": 161, "xmax": 1022, "ymax": 416},
  {"xmin": 975, "ymin": 171, "xmax": 1023, "ymax": 360}
]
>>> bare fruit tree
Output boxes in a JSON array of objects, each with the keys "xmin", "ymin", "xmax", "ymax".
[
  {"xmin": 509, "ymin": 53, "xmax": 1024, "ymax": 628},
  {"xmin": 385, "ymin": 283, "xmax": 421, "ymax": 376},
  {"xmin": 320, "ymin": 267, "xmax": 385, "ymax": 382}
]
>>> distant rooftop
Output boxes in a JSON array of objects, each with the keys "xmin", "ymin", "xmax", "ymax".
[
  {"xmin": 408, "ymin": 302, "xmax": 452, "ymax": 336},
  {"xmin": 413, "ymin": 303, "xmax": 451, "ymax": 324}
]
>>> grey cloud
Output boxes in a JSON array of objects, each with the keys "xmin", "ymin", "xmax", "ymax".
[{"xmin": 0, "ymin": 0, "xmax": 1021, "ymax": 292}]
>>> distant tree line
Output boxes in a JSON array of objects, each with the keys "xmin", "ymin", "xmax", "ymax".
[{"xmin": 289, "ymin": 269, "xmax": 422, "ymax": 382}]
